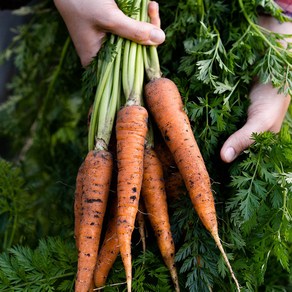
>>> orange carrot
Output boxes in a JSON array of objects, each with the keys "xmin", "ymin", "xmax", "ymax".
[
  {"xmin": 165, "ymin": 171, "xmax": 185, "ymax": 201},
  {"xmin": 115, "ymin": 105, "xmax": 148, "ymax": 292},
  {"xmin": 141, "ymin": 146, "xmax": 180, "ymax": 292},
  {"xmin": 153, "ymin": 136, "xmax": 185, "ymax": 201},
  {"xmin": 75, "ymin": 149, "xmax": 113, "ymax": 292},
  {"xmin": 144, "ymin": 77, "xmax": 240, "ymax": 291},
  {"xmin": 94, "ymin": 197, "xmax": 120, "ymax": 288},
  {"xmin": 154, "ymin": 137, "xmax": 177, "ymax": 172},
  {"xmin": 136, "ymin": 199, "xmax": 147, "ymax": 253},
  {"xmin": 74, "ymin": 161, "xmax": 85, "ymax": 249}
]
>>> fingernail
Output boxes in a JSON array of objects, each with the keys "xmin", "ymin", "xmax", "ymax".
[
  {"xmin": 224, "ymin": 147, "xmax": 236, "ymax": 163},
  {"xmin": 150, "ymin": 28, "xmax": 165, "ymax": 43}
]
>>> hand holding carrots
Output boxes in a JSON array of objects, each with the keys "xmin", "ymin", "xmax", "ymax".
[{"xmin": 53, "ymin": 0, "xmax": 165, "ymax": 67}]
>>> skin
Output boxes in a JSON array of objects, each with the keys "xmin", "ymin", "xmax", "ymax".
[
  {"xmin": 54, "ymin": 0, "xmax": 291, "ymax": 163},
  {"xmin": 53, "ymin": 0, "xmax": 165, "ymax": 67}
]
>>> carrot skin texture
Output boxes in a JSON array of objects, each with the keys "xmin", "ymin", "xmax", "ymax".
[
  {"xmin": 116, "ymin": 105, "xmax": 148, "ymax": 292},
  {"xmin": 145, "ymin": 78, "xmax": 217, "ymax": 234},
  {"xmin": 142, "ymin": 147, "xmax": 180, "ymax": 292},
  {"xmin": 165, "ymin": 171, "xmax": 185, "ymax": 201},
  {"xmin": 75, "ymin": 150, "xmax": 113, "ymax": 292},
  {"xmin": 94, "ymin": 198, "xmax": 120, "ymax": 288},
  {"xmin": 74, "ymin": 162, "xmax": 85, "ymax": 249}
]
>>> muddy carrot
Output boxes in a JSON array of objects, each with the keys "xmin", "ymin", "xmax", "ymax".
[
  {"xmin": 116, "ymin": 105, "xmax": 148, "ymax": 292},
  {"xmin": 144, "ymin": 77, "xmax": 240, "ymax": 291},
  {"xmin": 141, "ymin": 146, "xmax": 180, "ymax": 292},
  {"xmin": 75, "ymin": 149, "xmax": 113, "ymax": 292}
]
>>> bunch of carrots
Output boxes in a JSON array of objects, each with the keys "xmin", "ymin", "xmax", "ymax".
[{"xmin": 73, "ymin": 0, "xmax": 241, "ymax": 291}]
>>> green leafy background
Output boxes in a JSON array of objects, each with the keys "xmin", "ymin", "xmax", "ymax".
[{"xmin": 0, "ymin": 0, "xmax": 291, "ymax": 291}]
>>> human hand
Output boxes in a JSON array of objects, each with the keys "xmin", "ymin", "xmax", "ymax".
[
  {"xmin": 54, "ymin": 0, "xmax": 165, "ymax": 67},
  {"xmin": 220, "ymin": 15, "xmax": 292, "ymax": 163},
  {"xmin": 220, "ymin": 82, "xmax": 291, "ymax": 163}
]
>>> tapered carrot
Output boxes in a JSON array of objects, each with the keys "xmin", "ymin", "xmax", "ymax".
[
  {"xmin": 75, "ymin": 149, "xmax": 113, "ymax": 292},
  {"xmin": 144, "ymin": 77, "xmax": 240, "ymax": 291},
  {"xmin": 141, "ymin": 146, "xmax": 180, "ymax": 292},
  {"xmin": 94, "ymin": 197, "xmax": 120, "ymax": 288},
  {"xmin": 116, "ymin": 105, "xmax": 148, "ymax": 292}
]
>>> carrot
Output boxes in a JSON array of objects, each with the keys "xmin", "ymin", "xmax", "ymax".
[
  {"xmin": 75, "ymin": 149, "xmax": 113, "ymax": 292},
  {"xmin": 141, "ymin": 146, "xmax": 180, "ymax": 292},
  {"xmin": 74, "ymin": 161, "xmax": 85, "ymax": 249},
  {"xmin": 94, "ymin": 197, "xmax": 120, "ymax": 288},
  {"xmin": 165, "ymin": 171, "xmax": 185, "ymax": 201},
  {"xmin": 154, "ymin": 136, "xmax": 177, "ymax": 172},
  {"xmin": 116, "ymin": 105, "xmax": 148, "ymax": 292},
  {"xmin": 136, "ymin": 199, "xmax": 147, "ymax": 253},
  {"xmin": 154, "ymin": 137, "xmax": 185, "ymax": 201},
  {"xmin": 144, "ymin": 77, "xmax": 240, "ymax": 291}
]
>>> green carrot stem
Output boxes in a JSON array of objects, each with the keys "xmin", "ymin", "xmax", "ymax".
[
  {"xmin": 88, "ymin": 35, "xmax": 123, "ymax": 150},
  {"xmin": 141, "ymin": 0, "xmax": 148, "ymax": 22},
  {"xmin": 127, "ymin": 41, "xmax": 138, "ymax": 94},
  {"xmin": 141, "ymin": 0, "xmax": 161, "ymax": 80},
  {"xmin": 124, "ymin": 0, "xmax": 146, "ymax": 106},
  {"xmin": 122, "ymin": 40, "xmax": 131, "ymax": 98},
  {"xmin": 96, "ymin": 65, "xmax": 113, "ymax": 144},
  {"xmin": 105, "ymin": 38, "xmax": 124, "ymax": 141}
]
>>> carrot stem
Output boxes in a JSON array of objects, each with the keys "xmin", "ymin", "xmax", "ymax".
[
  {"xmin": 122, "ymin": 40, "xmax": 131, "ymax": 98},
  {"xmin": 97, "ymin": 37, "xmax": 124, "ymax": 146},
  {"xmin": 88, "ymin": 35, "xmax": 123, "ymax": 150}
]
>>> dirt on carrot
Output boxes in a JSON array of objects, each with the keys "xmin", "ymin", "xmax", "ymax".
[{"xmin": 74, "ymin": 161, "xmax": 85, "ymax": 249}]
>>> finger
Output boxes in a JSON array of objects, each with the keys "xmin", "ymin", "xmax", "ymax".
[
  {"xmin": 220, "ymin": 119, "xmax": 265, "ymax": 163},
  {"xmin": 107, "ymin": 9, "xmax": 165, "ymax": 46},
  {"xmin": 148, "ymin": 1, "xmax": 161, "ymax": 28}
]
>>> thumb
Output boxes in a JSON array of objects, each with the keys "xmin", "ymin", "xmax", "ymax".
[
  {"xmin": 220, "ymin": 120, "xmax": 262, "ymax": 163},
  {"xmin": 108, "ymin": 7, "xmax": 165, "ymax": 45}
]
